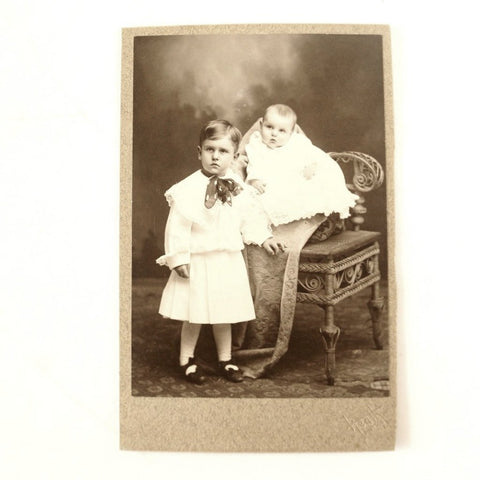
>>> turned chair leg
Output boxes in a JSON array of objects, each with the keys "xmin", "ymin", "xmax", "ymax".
[
  {"xmin": 320, "ymin": 306, "xmax": 341, "ymax": 385},
  {"xmin": 368, "ymin": 282, "xmax": 385, "ymax": 350}
]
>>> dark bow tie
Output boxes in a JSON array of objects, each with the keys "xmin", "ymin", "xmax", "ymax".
[{"xmin": 204, "ymin": 175, "xmax": 242, "ymax": 209}]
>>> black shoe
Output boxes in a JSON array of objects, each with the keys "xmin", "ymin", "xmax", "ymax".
[
  {"xmin": 181, "ymin": 357, "xmax": 206, "ymax": 385},
  {"xmin": 218, "ymin": 360, "xmax": 244, "ymax": 383}
]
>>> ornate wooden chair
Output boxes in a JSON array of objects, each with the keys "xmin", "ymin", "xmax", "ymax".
[
  {"xmin": 235, "ymin": 122, "xmax": 386, "ymax": 385},
  {"xmin": 296, "ymin": 152, "xmax": 385, "ymax": 385}
]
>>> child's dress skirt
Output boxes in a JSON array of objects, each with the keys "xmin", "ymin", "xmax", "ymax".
[{"xmin": 159, "ymin": 250, "xmax": 256, "ymax": 325}]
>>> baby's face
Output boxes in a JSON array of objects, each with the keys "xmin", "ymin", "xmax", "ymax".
[
  {"xmin": 198, "ymin": 136, "xmax": 237, "ymax": 177},
  {"xmin": 260, "ymin": 112, "xmax": 295, "ymax": 148}
]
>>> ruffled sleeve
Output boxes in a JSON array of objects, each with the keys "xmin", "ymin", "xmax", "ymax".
[
  {"xmin": 156, "ymin": 171, "xmax": 205, "ymax": 269},
  {"xmin": 160, "ymin": 206, "xmax": 192, "ymax": 269}
]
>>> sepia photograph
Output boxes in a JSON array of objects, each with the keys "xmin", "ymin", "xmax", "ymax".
[
  {"xmin": 120, "ymin": 24, "xmax": 395, "ymax": 451},
  {"xmin": 5, "ymin": 0, "xmax": 480, "ymax": 475}
]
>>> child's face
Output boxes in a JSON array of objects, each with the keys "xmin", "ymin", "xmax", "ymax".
[
  {"xmin": 197, "ymin": 136, "xmax": 238, "ymax": 176},
  {"xmin": 260, "ymin": 111, "xmax": 295, "ymax": 148}
]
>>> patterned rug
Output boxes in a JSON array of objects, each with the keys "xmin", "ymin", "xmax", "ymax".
[{"xmin": 131, "ymin": 277, "xmax": 390, "ymax": 398}]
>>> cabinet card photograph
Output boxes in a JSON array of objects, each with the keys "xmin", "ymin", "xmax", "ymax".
[{"xmin": 120, "ymin": 23, "xmax": 395, "ymax": 451}]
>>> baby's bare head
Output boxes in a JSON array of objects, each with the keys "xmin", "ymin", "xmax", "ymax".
[
  {"xmin": 260, "ymin": 104, "xmax": 297, "ymax": 148},
  {"xmin": 263, "ymin": 104, "xmax": 297, "ymax": 128}
]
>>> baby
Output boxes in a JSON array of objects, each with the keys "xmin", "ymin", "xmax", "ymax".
[{"xmin": 242, "ymin": 104, "xmax": 358, "ymax": 226}]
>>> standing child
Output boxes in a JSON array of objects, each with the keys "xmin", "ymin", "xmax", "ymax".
[
  {"xmin": 242, "ymin": 104, "xmax": 358, "ymax": 226},
  {"xmin": 157, "ymin": 120, "xmax": 285, "ymax": 384}
]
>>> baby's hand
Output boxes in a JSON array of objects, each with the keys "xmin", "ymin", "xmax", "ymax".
[
  {"xmin": 249, "ymin": 179, "xmax": 267, "ymax": 194},
  {"xmin": 303, "ymin": 163, "xmax": 317, "ymax": 180},
  {"xmin": 174, "ymin": 264, "xmax": 190, "ymax": 278},
  {"xmin": 262, "ymin": 238, "xmax": 287, "ymax": 256}
]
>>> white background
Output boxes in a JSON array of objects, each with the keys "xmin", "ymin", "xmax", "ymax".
[{"xmin": 1, "ymin": 1, "xmax": 479, "ymax": 478}]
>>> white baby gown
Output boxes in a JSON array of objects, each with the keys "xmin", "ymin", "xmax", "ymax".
[{"xmin": 245, "ymin": 131, "xmax": 358, "ymax": 226}]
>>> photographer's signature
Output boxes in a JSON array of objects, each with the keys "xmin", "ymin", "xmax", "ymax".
[{"xmin": 343, "ymin": 404, "xmax": 389, "ymax": 436}]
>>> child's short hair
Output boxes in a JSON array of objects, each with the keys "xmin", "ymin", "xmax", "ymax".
[
  {"xmin": 264, "ymin": 104, "xmax": 297, "ymax": 126},
  {"xmin": 199, "ymin": 120, "xmax": 242, "ymax": 152}
]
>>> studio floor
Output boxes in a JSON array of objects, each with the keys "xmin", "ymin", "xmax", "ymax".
[{"xmin": 131, "ymin": 277, "xmax": 390, "ymax": 398}]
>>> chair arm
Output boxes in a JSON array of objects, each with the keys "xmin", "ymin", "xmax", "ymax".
[
  {"xmin": 328, "ymin": 151, "xmax": 384, "ymax": 231},
  {"xmin": 328, "ymin": 151, "xmax": 384, "ymax": 193}
]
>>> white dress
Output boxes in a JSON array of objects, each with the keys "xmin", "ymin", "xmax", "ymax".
[
  {"xmin": 245, "ymin": 131, "xmax": 359, "ymax": 226},
  {"xmin": 157, "ymin": 169, "xmax": 271, "ymax": 325}
]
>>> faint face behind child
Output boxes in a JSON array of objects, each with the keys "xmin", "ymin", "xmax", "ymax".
[
  {"xmin": 259, "ymin": 111, "xmax": 295, "ymax": 149},
  {"xmin": 197, "ymin": 136, "xmax": 238, "ymax": 177}
]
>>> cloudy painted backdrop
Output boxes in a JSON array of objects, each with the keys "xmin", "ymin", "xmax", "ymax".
[{"xmin": 131, "ymin": 34, "xmax": 387, "ymax": 276}]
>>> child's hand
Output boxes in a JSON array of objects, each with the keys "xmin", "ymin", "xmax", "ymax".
[
  {"xmin": 303, "ymin": 163, "xmax": 317, "ymax": 180},
  {"xmin": 249, "ymin": 179, "xmax": 267, "ymax": 194},
  {"xmin": 262, "ymin": 238, "xmax": 287, "ymax": 255},
  {"xmin": 174, "ymin": 264, "xmax": 190, "ymax": 278}
]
